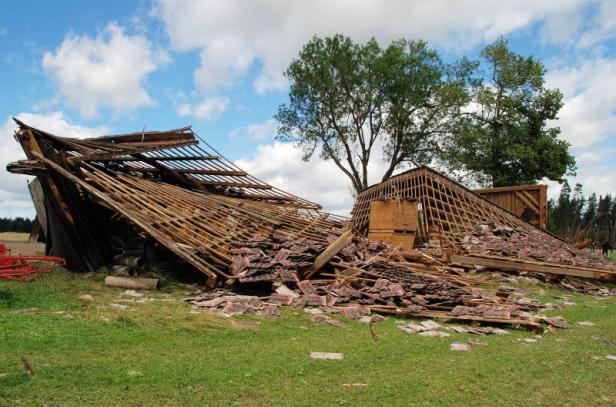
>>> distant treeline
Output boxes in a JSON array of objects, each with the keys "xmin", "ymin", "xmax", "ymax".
[
  {"xmin": 548, "ymin": 181, "xmax": 616, "ymax": 244},
  {"xmin": 0, "ymin": 217, "xmax": 34, "ymax": 233}
]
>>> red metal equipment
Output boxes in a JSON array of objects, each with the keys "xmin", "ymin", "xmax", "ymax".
[{"xmin": 0, "ymin": 244, "xmax": 65, "ymax": 281}]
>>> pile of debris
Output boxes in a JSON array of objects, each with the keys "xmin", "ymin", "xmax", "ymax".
[
  {"xmin": 459, "ymin": 222, "xmax": 616, "ymax": 271},
  {"xmin": 187, "ymin": 232, "xmax": 547, "ymax": 330}
]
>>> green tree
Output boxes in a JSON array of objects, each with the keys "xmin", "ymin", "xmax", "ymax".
[
  {"xmin": 446, "ymin": 37, "xmax": 576, "ymax": 187},
  {"xmin": 276, "ymin": 34, "xmax": 473, "ymax": 193}
]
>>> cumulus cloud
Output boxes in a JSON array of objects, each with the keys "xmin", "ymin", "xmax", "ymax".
[
  {"xmin": 176, "ymin": 96, "xmax": 229, "ymax": 120},
  {"xmin": 236, "ymin": 140, "xmax": 401, "ymax": 215},
  {"xmin": 229, "ymin": 119, "xmax": 277, "ymax": 141},
  {"xmin": 576, "ymin": 0, "xmax": 616, "ymax": 48},
  {"xmin": 542, "ymin": 52, "xmax": 616, "ymax": 201},
  {"xmin": 0, "ymin": 112, "xmax": 108, "ymax": 218},
  {"xmin": 43, "ymin": 23, "xmax": 168, "ymax": 119},
  {"xmin": 153, "ymin": 0, "xmax": 590, "ymax": 94},
  {"xmin": 546, "ymin": 56, "xmax": 616, "ymax": 149}
]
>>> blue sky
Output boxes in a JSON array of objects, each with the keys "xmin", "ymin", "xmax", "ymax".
[{"xmin": 1, "ymin": 0, "xmax": 615, "ymax": 218}]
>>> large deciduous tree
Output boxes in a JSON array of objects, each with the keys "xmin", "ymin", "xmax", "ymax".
[
  {"xmin": 445, "ymin": 37, "xmax": 576, "ymax": 187},
  {"xmin": 275, "ymin": 35, "xmax": 473, "ymax": 193}
]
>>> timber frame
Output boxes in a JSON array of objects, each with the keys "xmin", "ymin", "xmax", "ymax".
[
  {"xmin": 352, "ymin": 167, "xmax": 557, "ymax": 250},
  {"xmin": 7, "ymin": 120, "xmax": 346, "ymax": 286}
]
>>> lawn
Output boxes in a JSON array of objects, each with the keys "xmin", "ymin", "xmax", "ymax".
[{"xmin": 1, "ymin": 270, "xmax": 616, "ymax": 406}]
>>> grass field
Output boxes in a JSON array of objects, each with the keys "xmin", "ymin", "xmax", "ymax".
[{"xmin": 1, "ymin": 271, "xmax": 616, "ymax": 406}]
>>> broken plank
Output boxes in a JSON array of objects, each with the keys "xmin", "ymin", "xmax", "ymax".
[
  {"xmin": 371, "ymin": 307, "xmax": 543, "ymax": 331},
  {"xmin": 304, "ymin": 230, "xmax": 353, "ymax": 279},
  {"xmin": 450, "ymin": 254, "xmax": 616, "ymax": 280}
]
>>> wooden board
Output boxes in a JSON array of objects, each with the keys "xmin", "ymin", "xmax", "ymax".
[
  {"xmin": 305, "ymin": 230, "xmax": 353, "ymax": 278},
  {"xmin": 367, "ymin": 231, "xmax": 416, "ymax": 249},
  {"xmin": 368, "ymin": 200, "xmax": 418, "ymax": 231},
  {"xmin": 474, "ymin": 184, "xmax": 547, "ymax": 230},
  {"xmin": 450, "ymin": 254, "xmax": 616, "ymax": 280}
]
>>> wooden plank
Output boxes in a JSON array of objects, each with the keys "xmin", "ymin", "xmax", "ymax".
[
  {"xmin": 69, "ymin": 139, "xmax": 198, "ymax": 162},
  {"xmin": 122, "ymin": 167, "xmax": 248, "ymax": 176},
  {"xmin": 31, "ymin": 151, "xmax": 222, "ymax": 285},
  {"xmin": 371, "ymin": 307, "xmax": 543, "ymax": 331},
  {"xmin": 474, "ymin": 184, "xmax": 546, "ymax": 194},
  {"xmin": 367, "ymin": 230, "xmax": 416, "ymax": 249},
  {"xmin": 516, "ymin": 190, "xmax": 539, "ymax": 212},
  {"xmin": 28, "ymin": 177, "xmax": 47, "ymax": 238},
  {"xmin": 198, "ymin": 180, "xmax": 272, "ymax": 189},
  {"xmin": 304, "ymin": 230, "xmax": 353, "ymax": 278},
  {"xmin": 450, "ymin": 254, "xmax": 616, "ymax": 280},
  {"xmin": 86, "ymin": 127, "xmax": 194, "ymax": 143},
  {"xmin": 539, "ymin": 184, "xmax": 547, "ymax": 230},
  {"xmin": 148, "ymin": 155, "xmax": 222, "ymax": 161},
  {"xmin": 74, "ymin": 155, "xmax": 222, "ymax": 162},
  {"xmin": 368, "ymin": 200, "xmax": 418, "ymax": 231}
]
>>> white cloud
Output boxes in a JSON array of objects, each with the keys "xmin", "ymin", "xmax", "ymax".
[
  {"xmin": 576, "ymin": 0, "xmax": 616, "ymax": 48},
  {"xmin": 229, "ymin": 119, "xmax": 277, "ymax": 141},
  {"xmin": 236, "ymin": 142, "xmax": 355, "ymax": 215},
  {"xmin": 176, "ymin": 96, "xmax": 229, "ymax": 120},
  {"xmin": 539, "ymin": 0, "xmax": 616, "ymax": 48},
  {"xmin": 546, "ymin": 56, "xmax": 616, "ymax": 149},
  {"xmin": 43, "ymin": 23, "xmax": 168, "ymax": 119},
  {"xmin": 154, "ymin": 0, "xmax": 590, "ymax": 94},
  {"xmin": 236, "ymin": 140, "xmax": 399, "ymax": 215},
  {"xmin": 0, "ymin": 112, "xmax": 108, "ymax": 218}
]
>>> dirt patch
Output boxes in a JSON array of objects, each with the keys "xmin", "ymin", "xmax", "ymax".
[
  {"xmin": 0, "ymin": 240, "xmax": 45, "ymax": 256},
  {"xmin": 0, "ymin": 232, "xmax": 29, "ymax": 242}
]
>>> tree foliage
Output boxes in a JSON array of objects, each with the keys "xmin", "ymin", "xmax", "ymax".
[
  {"xmin": 548, "ymin": 183, "xmax": 615, "ymax": 245},
  {"xmin": 445, "ymin": 37, "xmax": 576, "ymax": 187},
  {"xmin": 0, "ymin": 217, "xmax": 33, "ymax": 233},
  {"xmin": 276, "ymin": 35, "xmax": 473, "ymax": 192}
]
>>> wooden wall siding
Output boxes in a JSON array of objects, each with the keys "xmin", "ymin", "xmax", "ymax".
[
  {"xmin": 367, "ymin": 200, "xmax": 418, "ymax": 249},
  {"xmin": 474, "ymin": 185, "xmax": 547, "ymax": 230},
  {"xmin": 351, "ymin": 167, "xmax": 542, "ymax": 250},
  {"xmin": 368, "ymin": 200, "xmax": 418, "ymax": 231}
]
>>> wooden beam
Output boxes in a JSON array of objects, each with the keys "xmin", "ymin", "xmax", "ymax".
[
  {"xmin": 71, "ymin": 155, "xmax": 222, "ymax": 162},
  {"xmin": 238, "ymin": 193, "xmax": 296, "ymax": 201},
  {"xmin": 539, "ymin": 184, "xmax": 547, "ymax": 230},
  {"xmin": 474, "ymin": 184, "xmax": 546, "ymax": 194},
  {"xmin": 145, "ymin": 155, "xmax": 221, "ymax": 161},
  {"xmin": 370, "ymin": 307, "xmax": 543, "ymax": 331},
  {"xmin": 86, "ymin": 127, "xmax": 194, "ymax": 143},
  {"xmin": 450, "ymin": 254, "xmax": 616, "ymax": 280},
  {"xmin": 199, "ymin": 181, "xmax": 272, "ymax": 190},
  {"xmin": 121, "ymin": 167, "xmax": 248, "ymax": 176},
  {"xmin": 30, "ymin": 151, "xmax": 222, "ymax": 285},
  {"xmin": 516, "ymin": 190, "xmax": 539, "ymax": 212},
  {"xmin": 69, "ymin": 139, "xmax": 198, "ymax": 162},
  {"xmin": 304, "ymin": 230, "xmax": 353, "ymax": 278}
]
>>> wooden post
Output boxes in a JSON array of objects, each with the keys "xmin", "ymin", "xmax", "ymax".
[{"xmin": 304, "ymin": 230, "xmax": 353, "ymax": 279}]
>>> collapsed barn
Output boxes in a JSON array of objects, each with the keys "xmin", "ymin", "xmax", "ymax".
[
  {"xmin": 6, "ymin": 120, "xmax": 616, "ymax": 328},
  {"xmin": 7, "ymin": 119, "xmax": 345, "ymax": 285}
]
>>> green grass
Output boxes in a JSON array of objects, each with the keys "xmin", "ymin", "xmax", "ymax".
[{"xmin": 2, "ymin": 271, "xmax": 616, "ymax": 406}]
